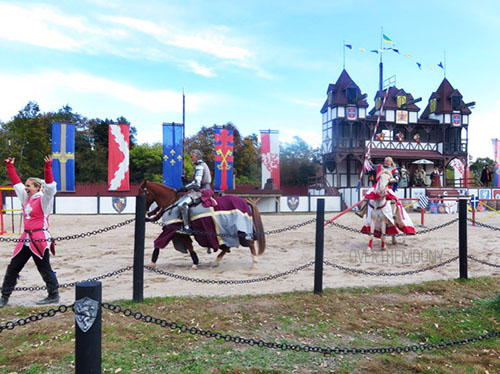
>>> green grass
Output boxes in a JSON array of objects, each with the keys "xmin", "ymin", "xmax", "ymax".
[{"xmin": 0, "ymin": 277, "xmax": 499, "ymax": 373}]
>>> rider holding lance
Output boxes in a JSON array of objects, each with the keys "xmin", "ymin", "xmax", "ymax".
[{"xmin": 175, "ymin": 149, "xmax": 212, "ymax": 235}]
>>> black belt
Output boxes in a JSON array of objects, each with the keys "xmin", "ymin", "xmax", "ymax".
[{"xmin": 25, "ymin": 228, "xmax": 46, "ymax": 234}]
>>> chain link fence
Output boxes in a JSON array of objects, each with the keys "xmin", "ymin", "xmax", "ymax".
[
  {"xmin": 0, "ymin": 218, "xmax": 135, "ymax": 243},
  {"xmin": 2, "ymin": 302, "xmax": 498, "ymax": 356}
]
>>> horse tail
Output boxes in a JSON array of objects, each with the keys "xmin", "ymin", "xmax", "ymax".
[{"xmin": 248, "ymin": 202, "xmax": 266, "ymax": 255}]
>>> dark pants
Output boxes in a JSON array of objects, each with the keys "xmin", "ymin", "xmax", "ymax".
[{"xmin": 1, "ymin": 246, "xmax": 59, "ymax": 300}]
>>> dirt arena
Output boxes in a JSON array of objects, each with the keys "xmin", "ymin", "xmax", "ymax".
[{"xmin": 0, "ymin": 210, "xmax": 499, "ymax": 306}]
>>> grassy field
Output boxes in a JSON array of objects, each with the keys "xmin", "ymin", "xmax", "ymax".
[{"xmin": 0, "ymin": 277, "xmax": 499, "ymax": 373}]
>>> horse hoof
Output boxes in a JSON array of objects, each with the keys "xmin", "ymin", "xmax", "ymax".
[
  {"xmin": 191, "ymin": 264, "xmax": 198, "ymax": 270},
  {"xmin": 211, "ymin": 262, "xmax": 220, "ymax": 268},
  {"xmin": 149, "ymin": 262, "xmax": 156, "ymax": 268}
]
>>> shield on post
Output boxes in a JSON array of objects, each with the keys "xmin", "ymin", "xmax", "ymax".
[
  {"xmin": 287, "ymin": 196, "xmax": 300, "ymax": 212},
  {"xmin": 74, "ymin": 296, "xmax": 99, "ymax": 333},
  {"xmin": 112, "ymin": 197, "xmax": 127, "ymax": 213}
]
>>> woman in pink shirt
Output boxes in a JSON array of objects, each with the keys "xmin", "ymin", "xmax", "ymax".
[{"xmin": 0, "ymin": 155, "xmax": 59, "ymax": 307}]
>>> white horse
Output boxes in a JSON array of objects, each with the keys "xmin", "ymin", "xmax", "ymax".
[{"xmin": 367, "ymin": 170, "xmax": 397, "ymax": 251}]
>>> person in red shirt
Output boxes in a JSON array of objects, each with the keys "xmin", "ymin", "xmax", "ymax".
[{"xmin": 0, "ymin": 155, "xmax": 59, "ymax": 307}]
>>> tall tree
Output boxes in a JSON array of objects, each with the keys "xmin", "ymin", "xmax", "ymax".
[{"xmin": 280, "ymin": 136, "xmax": 321, "ymax": 186}]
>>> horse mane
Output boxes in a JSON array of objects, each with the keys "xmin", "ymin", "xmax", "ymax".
[
  {"xmin": 375, "ymin": 170, "xmax": 392, "ymax": 195},
  {"xmin": 141, "ymin": 181, "xmax": 180, "ymax": 209}
]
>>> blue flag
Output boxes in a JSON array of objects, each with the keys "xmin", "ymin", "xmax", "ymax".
[
  {"xmin": 162, "ymin": 122, "xmax": 184, "ymax": 188},
  {"xmin": 51, "ymin": 123, "xmax": 75, "ymax": 191}
]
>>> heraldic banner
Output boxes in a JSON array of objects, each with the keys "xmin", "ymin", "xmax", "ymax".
[
  {"xmin": 493, "ymin": 138, "xmax": 500, "ymax": 188},
  {"xmin": 260, "ymin": 129, "xmax": 280, "ymax": 189},
  {"xmin": 51, "ymin": 123, "xmax": 75, "ymax": 191},
  {"xmin": 214, "ymin": 127, "xmax": 234, "ymax": 191},
  {"xmin": 163, "ymin": 122, "xmax": 184, "ymax": 188},
  {"xmin": 108, "ymin": 124, "xmax": 130, "ymax": 191}
]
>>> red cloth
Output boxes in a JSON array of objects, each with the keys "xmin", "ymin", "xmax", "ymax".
[
  {"xmin": 5, "ymin": 162, "xmax": 21, "ymax": 185},
  {"xmin": 201, "ymin": 189, "xmax": 217, "ymax": 207},
  {"xmin": 44, "ymin": 160, "xmax": 54, "ymax": 183}
]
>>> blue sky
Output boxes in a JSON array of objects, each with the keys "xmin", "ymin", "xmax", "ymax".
[{"xmin": 0, "ymin": 0, "xmax": 499, "ymax": 159}]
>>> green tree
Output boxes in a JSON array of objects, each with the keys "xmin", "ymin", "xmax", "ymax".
[
  {"xmin": 0, "ymin": 102, "xmax": 52, "ymax": 182},
  {"xmin": 280, "ymin": 136, "xmax": 321, "ymax": 186},
  {"xmin": 130, "ymin": 143, "xmax": 163, "ymax": 183}
]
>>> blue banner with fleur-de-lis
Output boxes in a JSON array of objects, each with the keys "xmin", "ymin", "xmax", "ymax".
[{"xmin": 162, "ymin": 122, "xmax": 184, "ymax": 188}]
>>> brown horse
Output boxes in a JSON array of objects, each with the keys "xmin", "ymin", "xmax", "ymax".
[{"xmin": 139, "ymin": 181, "xmax": 266, "ymax": 270}]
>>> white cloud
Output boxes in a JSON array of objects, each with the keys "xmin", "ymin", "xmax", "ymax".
[
  {"xmin": 0, "ymin": 3, "xmax": 84, "ymax": 50},
  {"xmin": 186, "ymin": 61, "xmax": 217, "ymax": 77},
  {"xmin": 103, "ymin": 15, "xmax": 252, "ymax": 61},
  {"xmin": 0, "ymin": 71, "xmax": 204, "ymax": 121}
]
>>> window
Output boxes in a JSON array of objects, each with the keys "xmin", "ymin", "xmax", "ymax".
[
  {"xmin": 346, "ymin": 87, "xmax": 357, "ymax": 104},
  {"xmin": 451, "ymin": 95, "xmax": 461, "ymax": 110}
]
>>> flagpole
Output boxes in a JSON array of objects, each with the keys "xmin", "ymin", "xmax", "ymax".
[
  {"xmin": 182, "ymin": 88, "xmax": 185, "ymax": 156},
  {"xmin": 443, "ymin": 51, "xmax": 447, "ymax": 78},
  {"xmin": 379, "ymin": 27, "xmax": 383, "ymax": 91},
  {"xmin": 343, "ymin": 40, "xmax": 345, "ymax": 69}
]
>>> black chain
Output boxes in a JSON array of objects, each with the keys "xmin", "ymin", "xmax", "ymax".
[
  {"xmin": 144, "ymin": 262, "xmax": 314, "ymax": 284},
  {"xmin": 324, "ymin": 257, "xmax": 459, "ymax": 277},
  {"xmin": 151, "ymin": 218, "xmax": 317, "ymax": 237},
  {"xmin": 13, "ymin": 266, "xmax": 133, "ymax": 292},
  {"xmin": 0, "ymin": 304, "xmax": 72, "ymax": 333},
  {"xmin": 102, "ymin": 302, "xmax": 500, "ymax": 355},
  {"xmin": 327, "ymin": 218, "xmax": 459, "ymax": 236},
  {"xmin": 467, "ymin": 255, "xmax": 500, "ymax": 269},
  {"xmin": 0, "ymin": 218, "xmax": 135, "ymax": 243},
  {"xmin": 467, "ymin": 219, "xmax": 500, "ymax": 232}
]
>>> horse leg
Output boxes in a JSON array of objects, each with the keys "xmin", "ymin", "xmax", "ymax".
[
  {"xmin": 150, "ymin": 248, "xmax": 160, "ymax": 268},
  {"xmin": 184, "ymin": 240, "xmax": 198, "ymax": 270},
  {"xmin": 212, "ymin": 246, "xmax": 229, "ymax": 267},
  {"xmin": 249, "ymin": 240, "xmax": 258, "ymax": 268},
  {"xmin": 380, "ymin": 219, "xmax": 387, "ymax": 251},
  {"xmin": 368, "ymin": 219, "xmax": 375, "ymax": 251}
]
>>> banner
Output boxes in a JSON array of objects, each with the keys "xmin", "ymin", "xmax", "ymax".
[
  {"xmin": 214, "ymin": 127, "xmax": 234, "ymax": 191},
  {"xmin": 108, "ymin": 124, "xmax": 130, "ymax": 191},
  {"xmin": 493, "ymin": 138, "xmax": 500, "ymax": 187},
  {"xmin": 162, "ymin": 122, "xmax": 184, "ymax": 188},
  {"xmin": 260, "ymin": 130, "xmax": 280, "ymax": 189},
  {"xmin": 449, "ymin": 159, "xmax": 464, "ymax": 187},
  {"xmin": 51, "ymin": 123, "xmax": 75, "ymax": 191}
]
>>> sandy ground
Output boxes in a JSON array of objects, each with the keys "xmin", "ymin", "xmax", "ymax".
[{"xmin": 0, "ymin": 209, "xmax": 499, "ymax": 307}]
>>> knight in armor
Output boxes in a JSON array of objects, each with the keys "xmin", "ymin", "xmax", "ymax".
[
  {"xmin": 175, "ymin": 149, "xmax": 212, "ymax": 235},
  {"xmin": 356, "ymin": 156, "xmax": 400, "ymax": 218}
]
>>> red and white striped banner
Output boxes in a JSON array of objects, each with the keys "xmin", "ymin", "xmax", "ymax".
[
  {"xmin": 108, "ymin": 124, "xmax": 130, "ymax": 191},
  {"xmin": 260, "ymin": 130, "xmax": 280, "ymax": 189}
]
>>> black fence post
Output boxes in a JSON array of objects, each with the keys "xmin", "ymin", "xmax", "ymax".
[
  {"xmin": 458, "ymin": 197, "xmax": 468, "ymax": 279},
  {"xmin": 75, "ymin": 281, "xmax": 102, "ymax": 374},
  {"xmin": 97, "ymin": 192, "xmax": 100, "ymax": 214},
  {"xmin": 133, "ymin": 194, "xmax": 146, "ymax": 302},
  {"xmin": 314, "ymin": 198, "xmax": 325, "ymax": 294}
]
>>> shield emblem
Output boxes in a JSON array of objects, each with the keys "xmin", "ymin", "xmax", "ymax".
[
  {"xmin": 346, "ymin": 107, "xmax": 357, "ymax": 120},
  {"xmin": 287, "ymin": 196, "xmax": 300, "ymax": 212},
  {"xmin": 452, "ymin": 114, "xmax": 461, "ymax": 126},
  {"xmin": 112, "ymin": 197, "xmax": 127, "ymax": 213},
  {"xmin": 74, "ymin": 296, "xmax": 99, "ymax": 333}
]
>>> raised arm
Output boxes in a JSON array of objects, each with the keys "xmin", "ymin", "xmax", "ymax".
[
  {"xmin": 4, "ymin": 157, "xmax": 21, "ymax": 185},
  {"xmin": 44, "ymin": 155, "xmax": 54, "ymax": 183}
]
